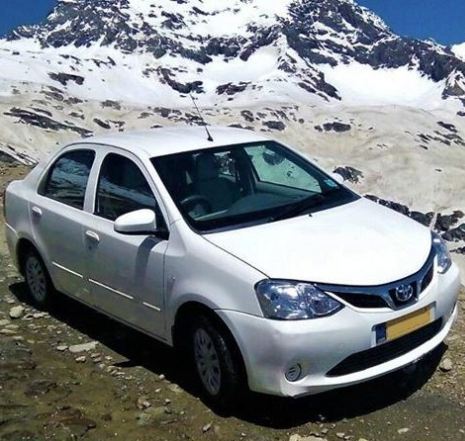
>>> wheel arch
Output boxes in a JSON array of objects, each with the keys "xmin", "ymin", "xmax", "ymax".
[
  {"xmin": 172, "ymin": 301, "xmax": 224, "ymax": 347},
  {"xmin": 16, "ymin": 237, "xmax": 40, "ymax": 276},
  {"xmin": 171, "ymin": 300, "xmax": 248, "ymax": 382}
]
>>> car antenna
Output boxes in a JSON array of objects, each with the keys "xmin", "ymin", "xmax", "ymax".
[{"xmin": 190, "ymin": 94, "xmax": 214, "ymax": 142}]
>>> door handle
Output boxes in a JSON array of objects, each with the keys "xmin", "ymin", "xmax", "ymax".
[
  {"xmin": 85, "ymin": 230, "xmax": 100, "ymax": 243},
  {"xmin": 31, "ymin": 206, "xmax": 42, "ymax": 218}
]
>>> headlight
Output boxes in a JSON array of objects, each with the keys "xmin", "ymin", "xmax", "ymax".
[
  {"xmin": 255, "ymin": 280, "xmax": 344, "ymax": 320},
  {"xmin": 432, "ymin": 232, "xmax": 452, "ymax": 274}
]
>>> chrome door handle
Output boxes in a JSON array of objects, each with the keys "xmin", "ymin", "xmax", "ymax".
[
  {"xmin": 85, "ymin": 230, "xmax": 100, "ymax": 243},
  {"xmin": 31, "ymin": 206, "xmax": 42, "ymax": 218}
]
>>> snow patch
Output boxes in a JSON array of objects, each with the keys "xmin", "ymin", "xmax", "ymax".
[
  {"xmin": 201, "ymin": 45, "xmax": 281, "ymax": 83},
  {"xmin": 452, "ymin": 43, "xmax": 465, "ymax": 61},
  {"xmin": 320, "ymin": 63, "xmax": 445, "ymax": 109}
]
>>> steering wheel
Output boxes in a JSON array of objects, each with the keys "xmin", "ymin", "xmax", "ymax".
[{"xmin": 180, "ymin": 195, "xmax": 212, "ymax": 214}]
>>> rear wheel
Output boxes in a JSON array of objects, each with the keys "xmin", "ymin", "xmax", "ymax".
[
  {"xmin": 23, "ymin": 250, "xmax": 54, "ymax": 308},
  {"xmin": 189, "ymin": 315, "xmax": 244, "ymax": 409}
]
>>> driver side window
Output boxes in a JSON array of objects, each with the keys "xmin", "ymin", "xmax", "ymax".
[{"xmin": 95, "ymin": 153, "xmax": 158, "ymax": 221}]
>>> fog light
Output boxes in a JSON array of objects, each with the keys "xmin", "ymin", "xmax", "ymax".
[{"xmin": 285, "ymin": 363, "xmax": 302, "ymax": 382}]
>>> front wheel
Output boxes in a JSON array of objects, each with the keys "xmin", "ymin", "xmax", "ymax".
[
  {"xmin": 190, "ymin": 315, "xmax": 245, "ymax": 408},
  {"xmin": 23, "ymin": 250, "xmax": 55, "ymax": 308}
]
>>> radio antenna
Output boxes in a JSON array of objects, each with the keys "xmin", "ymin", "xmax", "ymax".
[{"xmin": 190, "ymin": 94, "xmax": 214, "ymax": 142}]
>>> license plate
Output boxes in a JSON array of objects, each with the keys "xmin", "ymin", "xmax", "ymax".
[{"xmin": 375, "ymin": 305, "xmax": 433, "ymax": 345}]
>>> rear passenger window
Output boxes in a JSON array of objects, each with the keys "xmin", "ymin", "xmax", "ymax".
[
  {"xmin": 96, "ymin": 153, "xmax": 157, "ymax": 221},
  {"xmin": 41, "ymin": 150, "xmax": 95, "ymax": 209}
]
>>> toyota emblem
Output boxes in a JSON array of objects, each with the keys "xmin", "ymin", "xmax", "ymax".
[{"xmin": 395, "ymin": 284, "xmax": 415, "ymax": 303}]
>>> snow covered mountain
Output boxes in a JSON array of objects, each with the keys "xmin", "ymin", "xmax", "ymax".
[
  {"xmin": 0, "ymin": 0, "xmax": 464, "ymax": 276},
  {"xmin": 2, "ymin": 0, "xmax": 465, "ymax": 109}
]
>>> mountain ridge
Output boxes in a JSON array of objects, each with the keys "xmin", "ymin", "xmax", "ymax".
[{"xmin": 2, "ymin": 0, "xmax": 465, "ymax": 108}]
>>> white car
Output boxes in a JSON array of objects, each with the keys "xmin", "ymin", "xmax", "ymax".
[{"xmin": 4, "ymin": 127, "xmax": 460, "ymax": 405}]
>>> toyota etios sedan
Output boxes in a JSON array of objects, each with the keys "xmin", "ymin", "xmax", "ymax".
[{"xmin": 4, "ymin": 127, "xmax": 460, "ymax": 405}]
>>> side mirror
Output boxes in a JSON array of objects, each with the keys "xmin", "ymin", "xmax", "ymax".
[
  {"xmin": 114, "ymin": 209, "xmax": 158, "ymax": 235},
  {"xmin": 331, "ymin": 172, "xmax": 344, "ymax": 185}
]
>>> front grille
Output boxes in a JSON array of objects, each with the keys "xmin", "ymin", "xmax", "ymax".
[
  {"xmin": 420, "ymin": 264, "xmax": 434, "ymax": 292},
  {"xmin": 318, "ymin": 250, "xmax": 436, "ymax": 310},
  {"xmin": 326, "ymin": 318, "xmax": 442, "ymax": 377},
  {"xmin": 333, "ymin": 292, "xmax": 388, "ymax": 308}
]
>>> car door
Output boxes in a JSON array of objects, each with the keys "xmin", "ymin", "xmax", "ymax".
[
  {"xmin": 31, "ymin": 148, "xmax": 95, "ymax": 304},
  {"xmin": 83, "ymin": 151, "xmax": 168, "ymax": 338}
]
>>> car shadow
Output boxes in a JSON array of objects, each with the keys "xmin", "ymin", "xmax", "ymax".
[{"xmin": 9, "ymin": 281, "xmax": 446, "ymax": 429}]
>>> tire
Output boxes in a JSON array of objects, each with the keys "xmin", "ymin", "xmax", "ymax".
[
  {"xmin": 23, "ymin": 249, "xmax": 55, "ymax": 309},
  {"xmin": 189, "ymin": 314, "xmax": 244, "ymax": 409}
]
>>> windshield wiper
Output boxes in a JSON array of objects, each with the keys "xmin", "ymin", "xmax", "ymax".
[{"xmin": 270, "ymin": 189, "xmax": 340, "ymax": 222}]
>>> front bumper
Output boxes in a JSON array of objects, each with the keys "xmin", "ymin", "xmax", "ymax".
[{"xmin": 217, "ymin": 263, "xmax": 461, "ymax": 397}]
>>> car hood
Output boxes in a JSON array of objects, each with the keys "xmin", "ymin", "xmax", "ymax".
[{"xmin": 204, "ymin": 198, "xmax": 432, "ymax": 286}]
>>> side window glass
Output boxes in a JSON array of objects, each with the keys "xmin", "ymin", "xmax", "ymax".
[
  {"xmin": 192, "ymin": 151, "xmax": 240, "ymax": 183},
  {"xmin": 41, "ymin": 150, "xmax": 95, "ymax": 209},
  {"xmin": 247, "ymin": 145, "xmax": 321, "ymax": 192},
  {"xmin": 216, "ymin": 152, "xmax": 237, "ymax": 179},
  {"xmin": 96, "ymin": 153, "xmax": 157, "ymax": 221}
]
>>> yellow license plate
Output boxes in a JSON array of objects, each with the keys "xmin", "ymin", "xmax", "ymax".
[{"xmin": 386, "ymin": 306, "xmax": 433, "ymax": 341}]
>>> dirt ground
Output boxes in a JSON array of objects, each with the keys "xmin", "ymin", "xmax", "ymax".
[{"xmin": 0, "ymin": 164, "xmax": 464, "ymax": 441}]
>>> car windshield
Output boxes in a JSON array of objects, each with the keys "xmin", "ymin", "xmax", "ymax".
[{"xmin": 151, "ymin": 141, "xmax": 359, "ymax": 232}]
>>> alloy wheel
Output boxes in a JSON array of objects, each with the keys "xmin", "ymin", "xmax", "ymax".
[
  {"xmin": 193, "ymin": 328, "xmax": 222, "ymax": 396},
  {"xmin": 25, "ymin": 255, "xmax": 47, "ymax": 303}
]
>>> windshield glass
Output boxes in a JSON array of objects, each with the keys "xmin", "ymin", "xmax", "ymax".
[{"xmin": 151, "ymin": 141, "xmax": 359, "ymax": 232}]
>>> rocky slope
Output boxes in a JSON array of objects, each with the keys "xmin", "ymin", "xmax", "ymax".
[{"xmin": 0, "ymin": 0, "xmax": 464, "ymax": 275}]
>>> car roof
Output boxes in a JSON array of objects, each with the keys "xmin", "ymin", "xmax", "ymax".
[{"xmin": 73, "ymin": 126, "xmax": 271, "ymax": 158}]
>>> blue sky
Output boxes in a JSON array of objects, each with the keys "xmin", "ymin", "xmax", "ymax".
[
  {"xmin": 0, "ymin": 0, "xmax": 464, "ymax": 46},
  {"xmin": 357, "ymin": 0, "xmax": 465, "ymax": 45},
  {"xmin": 0, "ymin": 0, "xmax": 56, "ymax": 36}
]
